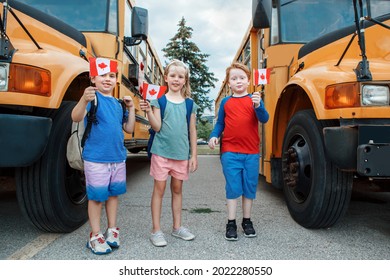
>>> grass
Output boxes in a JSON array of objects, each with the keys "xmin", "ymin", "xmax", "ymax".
[
  {"xmin": 197, "ymin": 144, "xmax": 220, "ymax": 155},
  {"xmin": 189, "ymin": 207, "xmax": 220, "ymax": 214}
]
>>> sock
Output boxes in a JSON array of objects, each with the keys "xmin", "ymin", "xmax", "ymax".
[
  {"xmin": 228, "ymin": 219, "xmax": 236, "ymax": 225},
  {"xmin": 243, "ymin": 218, "xmax": 251, "ymax": 223}
]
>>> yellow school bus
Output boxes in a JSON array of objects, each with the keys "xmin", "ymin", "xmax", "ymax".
[
  {"xmin": 0, "ymin": 0, "xmax": 163, "ymax": 232},
  {"xmin": 216, "ymin": 0, "xmax": 390, "ymax": 228}
]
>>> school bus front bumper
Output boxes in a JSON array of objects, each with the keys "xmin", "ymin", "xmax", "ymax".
[
  {"xmin": 0, "ymin": 114, "xmax": 52, "ymax": 167},
  {"xmin": 324, "ymin": 125, "xmax": 390, "ymax": 177}
]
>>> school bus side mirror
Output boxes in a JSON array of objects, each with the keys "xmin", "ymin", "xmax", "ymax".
[
  {"xmin": 124, "ymin": 7, "xmax": 148, "ymax": 46},
  {"xmin": 252, "ymin": 0, "xmax": 272, "ymax": 29}
]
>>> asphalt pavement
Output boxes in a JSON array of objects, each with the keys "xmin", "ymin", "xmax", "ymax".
[{"xmin": 1, "ymin": 154, "xmax": 390, "ymax": 261}]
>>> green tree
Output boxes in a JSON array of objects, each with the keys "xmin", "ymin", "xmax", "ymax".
[
  {"xmin": 162, "ymin": 17, "xmax": 218, "ymax": 118},
  {"xmin": 197, "ymin": 120, "xmax": 213, "ymax": 140}
]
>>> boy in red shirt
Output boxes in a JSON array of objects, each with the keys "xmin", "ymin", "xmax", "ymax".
[{"xmin": 208, "ymin": 62, "xmax": 269, "ymax": 240}]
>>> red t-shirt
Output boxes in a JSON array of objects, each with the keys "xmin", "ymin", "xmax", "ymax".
[{"xmin": 210, "ymin": 95, "xmax": 269, "ymax": 154}]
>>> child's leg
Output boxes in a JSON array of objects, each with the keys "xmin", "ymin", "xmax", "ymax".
[
  {"xmin": 227, "ymin": 198, "xmax": 238, "ymax": 220},
  {"xmin": 84, "ymin": 160, "xmax": 113, "ymax": 234},
  {"xmin": 241, "ymin": 196, "xmax": 256, "ymax": 237},
  {"xmin": 105, "ymin": 162, "xmax": 126, "ymax": 229},
  {"xmin": 242, "ymin": 196, "xmax": 253, "ymax": 218},
  {"xmin": 170, "ymin": 177, "xmax": 183, "ymax": 230},
  {"xmin": 225, "ymin": 198, "xmax": 239, "ymax": 241},
  {"xmin": 104, "ymin": 195, "xmax": 121, "ymax": 248},
  {"xmin": 106, "ymin": 196, "xmax": 118, "ymax": 228},
  {"xmin": 88, "ymin": 200, "xmax": 103, "ymax": 235},
  {"xmin": 221, "ymin": 152, "xmax": 243, "ymax": 221},
  {"xmin": 151, "ymin": 179, "xmax": 167, "ymax": 233},
  {"xmin": 242, "ymin": 153, "xmax": 259, "ymax": 219},
  {"xmin": 170, "ymin": 176, "xmax": 195, "ymax": 241},
  {"xmin": 240, "ymin": 154, "xmax": 258, "ymax": 237}
]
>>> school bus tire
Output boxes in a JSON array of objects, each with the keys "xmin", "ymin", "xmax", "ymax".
[
  {"xmin": 281, "ymin": 109, "xmax": 352, "ymax": 229},
  {"xmin": 15, "ymin": 102, "xmax": 88, "ymax": 233},
  {"xmin": 129, "ymin": 148, "xmax": 143, "ymax": 154}
]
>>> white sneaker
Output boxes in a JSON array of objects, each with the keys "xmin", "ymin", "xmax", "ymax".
[
  {"xmin": 87, "ymin": 232, "xmax": 112, "ymax": 255},
  {"xmin": 150, "ymin": 230, "xmax": 167, "ymax": 247},
  {"xmin": 104, "ymin": 227, "xmax": 120, "ymax": 248},
  {"xmin": 172, "ymin": 226, "xmax": 195, "ymax": 241}
]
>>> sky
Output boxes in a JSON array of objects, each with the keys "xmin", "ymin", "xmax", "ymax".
[{"xmin": 137, "ymin": 0, "xmax": 252, "ymax": 104}]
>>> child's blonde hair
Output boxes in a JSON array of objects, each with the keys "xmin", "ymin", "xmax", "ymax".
[
  {"xmin": 225, "ymin": 62, "xmax": 251, "ymax": 82},
  {"xmin": 164, "ymin": 59, "xmax": 192, "ymax": 98}
]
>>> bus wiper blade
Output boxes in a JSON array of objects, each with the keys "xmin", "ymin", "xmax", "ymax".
[
  {"xmin": 6, "ymin": 3, "xmax": 42, "ymax": 50},
  {"xmin": 364, "ymin": 16, "xmax": 390, "ymax": 31},
  {"xmin": 1, "ymin": 2, "xmax": 15, "ymax": 61},
  {"xmin": 353, "ymin": 0, "xmax": 372, "ymax": 81},
  {"xmin": 335, "ymin": 32, "xmax": 356, "ymax": 67}
]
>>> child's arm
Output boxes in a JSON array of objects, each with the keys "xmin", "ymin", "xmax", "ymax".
[
  {"xmin": 189, "ymin": 113, "xmax": 198, "ymax": 173},
  {"xmin": 122, "ymin": 96, "xmax": 135, "ymax": 133},
  {"xmin": 208, "ymin": 98, "xmax": 226, "ymax": 149},
  {"xmin": 254, "ymin": 99, "xmax": 269, "ymax": 123},
  {"xmin": 71, "ymin": 86, "xmax": 97, "ymax": 122},
  {"xmin": 140, "ymin": 99, "xmax": 162, "ymax": 132}
]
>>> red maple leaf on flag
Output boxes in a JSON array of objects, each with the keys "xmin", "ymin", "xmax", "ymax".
[
  {"xmin": 149, "ymin": 89, "xmax": 157, "ymax": 96},
  {"xmin": 98, "ymin": 62, "xmax": 108, "ymax": 70},
  {"xmin": 142, "ymin": 82, "xmax": 167, "ymax": 100},
  {"xmin": 253, "ymin": 68, "xmax": 271, "ymax": 85}
]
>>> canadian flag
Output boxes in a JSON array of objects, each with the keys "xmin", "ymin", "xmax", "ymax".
[
  {"xmin": 89, "ymin": 57, "xmax": 117, "ymax": 77},
  {"xmin": 253, "ymin": 68, "xmax": 271, "ymax": 85},
  {"xmin": 138, "ymin": 61, "xmax": 145, "ymax": 94},
  {"xmin": 142, "ymin": 82, "xmax": 167, "ymax": 100}
]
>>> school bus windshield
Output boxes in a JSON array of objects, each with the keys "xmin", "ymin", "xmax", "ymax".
[
  {"xmin": 23, "ymin": 0, "xmax": 117, "ymax": 33},
  {"xmin": 278, "ymin": 0, "xmax": 390, "ymax": 44}
]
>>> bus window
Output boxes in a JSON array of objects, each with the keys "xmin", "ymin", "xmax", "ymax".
[
  {"xmin": 25, "ymin": 0, "xmax": 109, "ymax": 32},
  {"xmin": 279, "ymin": 0, "xmax": 354, "ymax": 43},
  {"xmin": 108, "ymin": 0, "xmax": 118, "ymax": 34}
]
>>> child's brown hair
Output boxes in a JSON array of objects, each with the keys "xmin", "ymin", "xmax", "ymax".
[{"xmin": 225, "ymin": 62, "xmax": 251, "ymax": 82}]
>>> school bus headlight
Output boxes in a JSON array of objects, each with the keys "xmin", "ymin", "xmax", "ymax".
[
  {"xmin": 0, "ymin": 63, "xmax": 9, "ymax": 91},
  {"xmin": 8, "ymin": 64, "xmax": 51, "ymax": 96},
  {"xmin": 361, "ymin": 85, "xmax": 389, "ymax": 106},
  {"xmin": 325, "ymin": 83, "xmax": 360, "ymax": 109}
]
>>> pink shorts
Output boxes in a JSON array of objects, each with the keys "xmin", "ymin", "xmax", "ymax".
[{"xmin": 150, "ymin": 154, "xmax": 189, "ymax": 181}]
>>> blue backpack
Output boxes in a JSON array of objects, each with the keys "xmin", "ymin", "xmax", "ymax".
[{"xmin": 147, "ymin": 95, "xmax": 194, "ymax": 159}]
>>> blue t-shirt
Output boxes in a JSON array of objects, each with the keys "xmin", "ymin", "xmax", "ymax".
[
  {"xmin": 82, "ymin": 91, "xmax": 128, "ymax": 163},
  {"xmin": 150, "ymin": 98, "xmax": 198, "ymax": 160}
]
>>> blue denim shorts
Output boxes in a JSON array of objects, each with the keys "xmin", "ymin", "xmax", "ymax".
[{"xmin": 220, "ymin": 152, "xmax": 260, "ymax": 199}]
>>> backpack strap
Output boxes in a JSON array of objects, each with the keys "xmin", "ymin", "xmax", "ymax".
[
  {"xmin": 185, "ymin": 99, "xmax": 194, "ymax": 153},
  {"xmin": 185, "ymin": 98, "xmax": 193, "ymax": 127},
  {"xmin": 117, "ymin": 98, "xmax": 128, "ymax": 122},
  {"xmin": 81, "ymin": 94, "xmax": 98, "ymax": 148},
  {"xmin": 158, "ymin": 94, "xmax": 167, "ymax": 119}
]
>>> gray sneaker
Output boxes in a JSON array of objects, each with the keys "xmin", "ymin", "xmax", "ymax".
[
  {"xmin": 172, "ymin": 226, "xmax": 195, "ymax": 241},
  {"xmin": 150, "ymin": 230, "xmax": 167, "ymax": 247}
]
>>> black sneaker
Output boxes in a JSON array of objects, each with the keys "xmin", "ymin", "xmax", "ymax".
[
  {"xmin": 242, "ymin": 220, "xmax": 257, "ymax": 237},
  {"xmin": 225, "ymin": 223, "xmax": 238, "ymax": 241}
]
